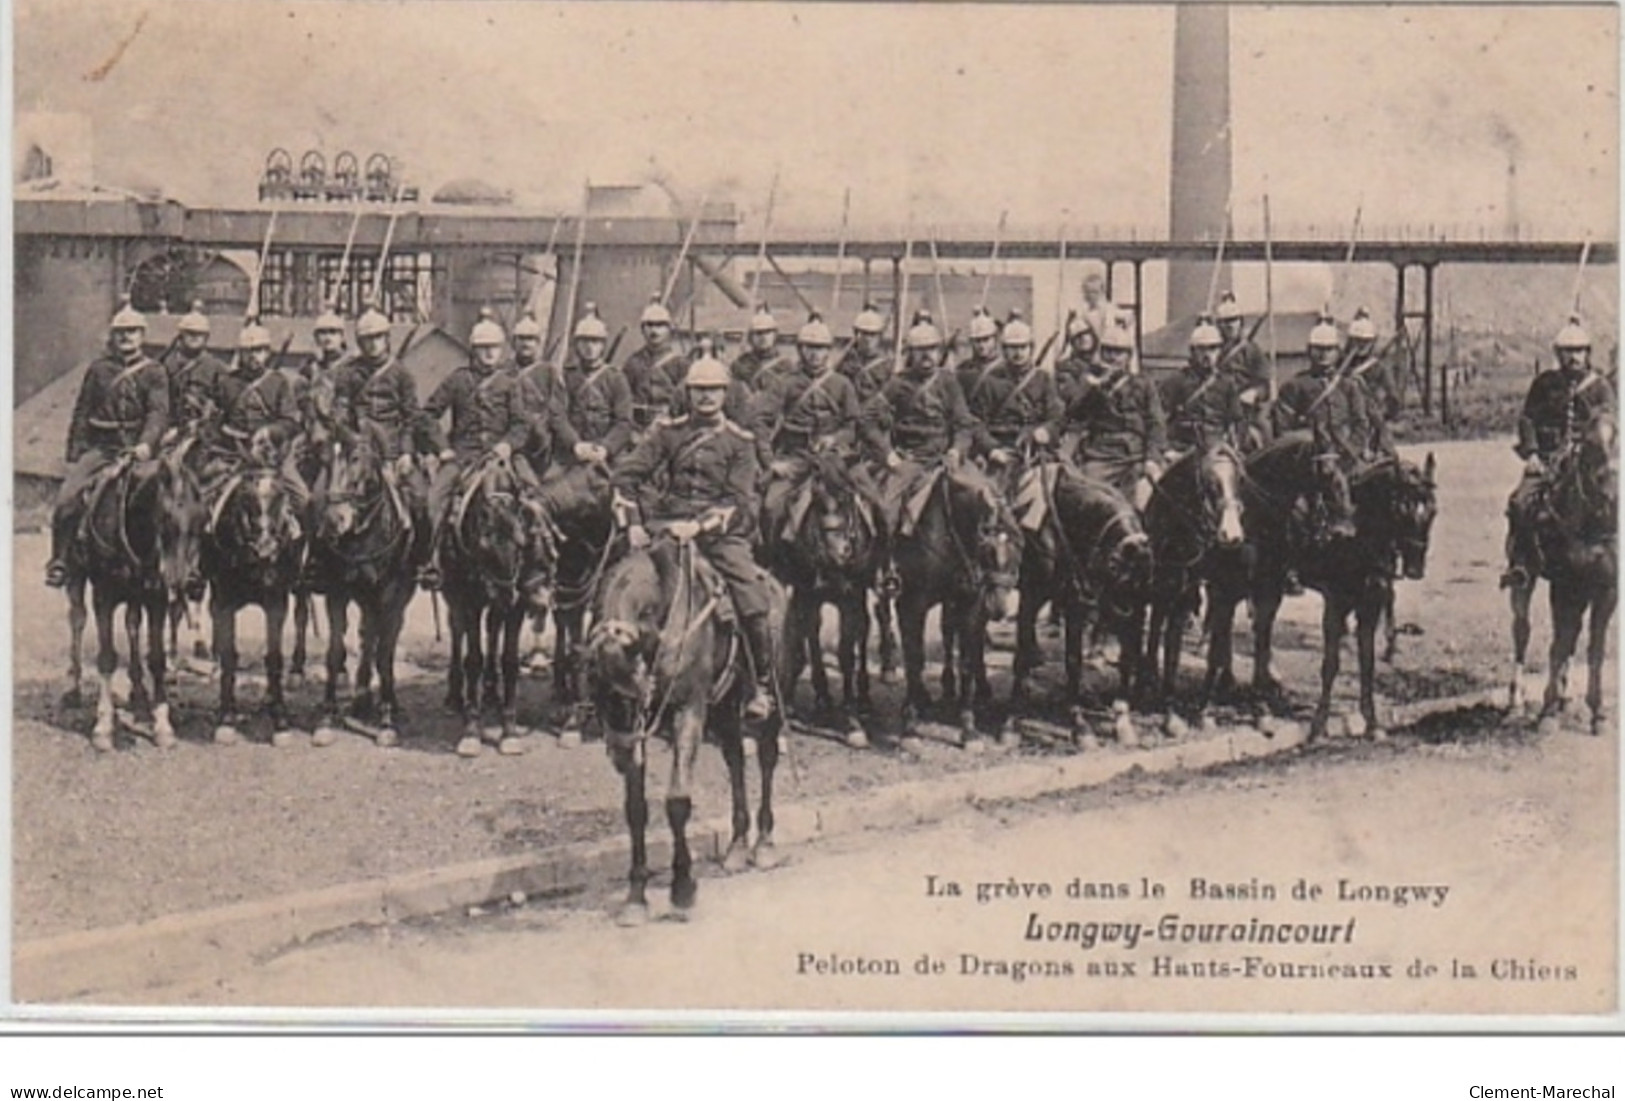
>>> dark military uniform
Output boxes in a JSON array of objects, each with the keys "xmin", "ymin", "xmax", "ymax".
[
  {"xmin": 730, "ymin": 346, "xmax": 791, "ymax": 391},
  {"xmin": 294, "ymin": 348, "xmax": 351, "ymax": 497},
  {"xmin": 205, "ymin": 363, "xmax": 310, "ymax": 509},
  {"xmin": 956, "ymin": 352, "xmax": 1006, "ymax": 413},
  {"xmin": 838, "ymin": 345, "xmax": 893, "ymax": 407},
  {"xmin": 1054, "ymin": 351, "xmax": 1095, "ymax": 411},
  {"xmin": 1271, "ymin": 368, "xmax": 1369, "ymax": 541},
  {"xmin": 514, "ymin": 359, "xmax": 579, "ymax": 474},
  {"xmin": 330, "ymin": 349, "xmax": 430, "ymax": 531},
  {"xmin": 620, "ymin": 344, "xmax": 689, "ymax": 431},
  {"xmin": 161, "ymin": 347, "xmax": 231, "ymax": 443},
  {"xmin": 754, "ymin": 365, "xmax": 870, "ymax": 547},
  {"xmin": 422, "ymin": 362, "xmax": 538, "ymax": 530},
  {"xmin": 562, "ymin": 357, "xmax": 635, "ymax": 460},
  {"xmin": 868, "ymin": 367, "xmax": 979, "ymax": 536},
  {"xmin": 1159, "ymin": 363, "xmax": 1246, "ymax": 457},
  {"xmin": 51, "ymin": 349, "xmax": 171, "ymax": 571},
  {"xmin": 1219, "ymin": 336, "xmax": 1272, "ymax": 451},
  {"xmin": 1064, "ymin": 367, "xmax": 1169, "ymax": 497},
  {"xmin": 967, "ymin": 361, "xmax": 1063, "ymax": 453}
]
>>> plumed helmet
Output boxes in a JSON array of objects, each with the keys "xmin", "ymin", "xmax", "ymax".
[
  {"xmin": 1308, "ymin": 315, "xmax": 1342, "ymax": 349},
  {"xmin": 1553, "ymin": 314, "xmax": 1592, "ymax": 350},
  {"xmin": 853, "ymin": 302, "xmax": 885, "ymax": 334},
  {"xmin": 1348, "ymin": 307, "xmax": 1378, "ymax": 342},
  {"xmin": 907, "ymin": 320, "xmax": 943, "ymax": 350},
  {"xmin": 968, "ymin": 308, "xmax": 998, "ymax": 340},
  {"xmin": 1190, "ymin": 316, "xmax": 1223, "ymax": 349},
  {"xmin": 470, "ymin": 307, "xmax": 506, "ymax": 347},
  {"xmin": 797, "ymin": 312, "xmax": 833, "ymax": 346},
  {"xmin": 1067, "ymin": 314, "xmax": 1096, "ymax": 340},
  {"xmin": 513, "ymin": 311, "xmax": 543, "ymax": 338},
  {"xmin": 573, "ymin": 303, "xmax": 608, "ymax": 340},
  {"xmin": 640, "ymin": 296, "xmax": 673, "ymax": 326},
  {"xmin": 1214, "ymin": 292, "xmax": 1243, "ymax": 323},
  {"xmin": 178, "ymin": 300, "xmax": 211, "ymax": 335},
  {"xmin": 749, "ymin": 305, "xmax": 779, "ymax": 334},
  {"xmin": 1099, "ymin": 315, "xmax": 1136, "ymax": 352},
  {"xmin": 1001, "ymin": 310, "xmax": 1033, "ymax": 347},
  {"xmin": 110, "ymin": 295, "xmax": 147, "ymax": 331},
  {"xmin": 238, "ymin": 318, "xmax": 272, "ymax": 350},
  {"xmin": 356, "ymin": 308, "xmax": 392, "ymax": 339},
  {"xmin": 314, "ymin": 309, "xmax": 346, "ymax": 334},
  {"xmin": 684, "ymin": 355, "xmax": 730, "ymax": 388}
]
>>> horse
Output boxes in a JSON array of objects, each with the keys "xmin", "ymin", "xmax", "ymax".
[
  {"xmin": 200, "ymin": 461, "xmax": 308, "ymax": 744},
  {"xmin": 892, "ymin": 462, "xmax": 1023, "ymax": 749},
  {"xmin": 1509, "ymin": 413, "xmax": 1617, "ymax": 736},
  {"xmin": 529, "ymin": 459, "xmax": 620, "ymax": 747},
  {"xmin": 1140, "ymin": 444, "xmax": 1246, "ymax": 712},
  {"xmin": 63, "ymin": 444, "xmax": 206, "ymax": 751},
  {"xmin": 1211, "ymin": 434, "xmax": 1438, "ymax": 741},
  {"xmin": 440, "ymin": 455, "xmax": 553, "ymax": 757},
  {"xmin": 308, "ymin": 439, "xmax": 418, "ymax": 746},
  {"xmin": 767, "ymin": 449, "xmax": 887, "ymax": 748},
  {"xmin": 585, "ymin": 532, "xmax": 787, "ymax": 924}
]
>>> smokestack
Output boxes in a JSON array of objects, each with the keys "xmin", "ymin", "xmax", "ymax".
[
  {"xmin": 1505, "ymin": 156, "xmax": 1520, "ymax": 240},
  {"xmin": 1168, "ymin": 5, "xmax": 1233, "ymax": 324}
]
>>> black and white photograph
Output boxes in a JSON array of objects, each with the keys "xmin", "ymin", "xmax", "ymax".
[{"xmin": 6, "ymin": 0, "xmax": 1620, "ymax": 1027}]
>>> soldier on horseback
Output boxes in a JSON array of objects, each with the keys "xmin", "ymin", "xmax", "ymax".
[
  {"xmin": 1502, "ymin": 315, "xmax": 1616, "ymax": 589},
  {"xmin": 46, "ymin": 299, "xmax": 170, "ymax": 588},
  {"xmin": 837, "ymin": 303, "xmax": 892, "ymax": 405},
  {"xmin": 420, "ymin": 310, "xmax": 545, "ymax": 593},
  {"xmin": 204, "ymin": 320, "xmax": 309, "ymax": 501},
  {"xmin": 159, "ymin": 301, "xmax": 229, "ymax": 457},
  {"xmin": 1054, "ymin": 314, "xmax": 1101, "ymax": 410},
  {"xmin": 329, "ymin": 307, "xmax": 433, "ymax": 585},
  {"xmin": 621, "ymin": 296, "xmax": 688, "ymax": 431},
  {"xmin": 613, "ymin": 354, "xmax": 779, "ymax": 720},
  {"xmin": 1341, "ymin": 306, "xmax": 1400, "ymax": 456},
  {"xmin": 731, "ymin": 306, "xmax": 790, "ymax": 390},
  {"xmin": 967, "ymin": 316, "xmax": 1063, "ymax": 532},
  {"xmin": 511, "ymin": 310, "xmax": 578, "ymax": 475},
  {"xmin": 1062, "ymin": 313, "xmax": 1168, "ymax": 509},
  {"xmin": 954, "ymin": 308, "xmax": 1001, "ymax": 399},
  {"xmin": 1215, "ymin": 292, "xmax": 1272, "ymax": 450},
  {"xmin": 560, "ymin": 305, "xmax": 635, "ymax": 466},
  {"xmin": 1159, "ymin": 316, "xmax": 1246, "ymax": 461}
]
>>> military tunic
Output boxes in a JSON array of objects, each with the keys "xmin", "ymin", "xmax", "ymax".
[
  {"xmin": 1053, "ymin": 351, "xmax": 1096, "ymax": 410},
  {"xmin": 967, "ymin": 362, "xmax": 1064, "ymax": 452},
  {"xmin": 561, "ymin": 358, "xmax": 635, "ymax": 459},
  {"xmin": 422, "ymin": 363, "xmax": 538, "ymax": 523},
  {"xmin": 956, "ymin": 353, "xmax": 1005, "ymax": 412},
  {"xmin": 612, "ymin": 413, "xmax": 771, "ymax": 618},
  {"xmin": 331, "ymin": 353, "xmax": 421, "ymax": 462},
  {"xmin": 1508, "ymin": 366, "xmax": 1619, "ymax": 526},
  {"xmin": 57, "ymin": 351, "xmax": 171, "ymax": 514},
  {"xmin": 1159, "ymin": 365, "xmax": 1245, "ymax": 456},
  {"xmin": 514, "ymin": 360, "xmax": 579, "ymax": 472},
  {"xmin": 838, "ymin": 346, "xmax": 893, "ymax": 407},
  {"xmin": 1272, "ymin": 370, "xmax": 1370, "ymax": 465},
  {"xmin": 620, "ymin": 344, "xmax": 689, "ymax": 430},
  {"xmin": 161, "ymin": 348, "xmax": 231, "ymax": 438},
  {"xmin": 730, "ymin": 347, "xmax": 791, "ymax": 391},
  {"xmin": 868, "ymin": 368, "xmax": 980, "ymax": 533},
  {"xmin": 1064, "ymin": 369, "xmax": 1169, "ymax": 495}
]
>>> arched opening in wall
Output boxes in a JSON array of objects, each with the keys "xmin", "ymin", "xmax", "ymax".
[{"xmin": 128, "ymin": 248, "xmax": 206, "ymax": 315}]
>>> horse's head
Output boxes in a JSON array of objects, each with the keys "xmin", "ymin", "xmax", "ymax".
[
  {"xmin": 1581, "ymin": 411, "xmax": 1619, "ymax": 510},
  {"xmin": 948, "ymin": 473, "xmax": 1023, "ymax": 622},
  {"xmin": 230, "ymin": 469, "xmax": 303, "ymax": 569},
  {"xmin": 804, "ymin": 455, "xmax": 873, "ymax": 572},
  {"xmin": 155, "ymin": 447, "xmax": 206, "ymax": 603},
  {"xmin": 584, "ymin": 554, "xmax": 665, "ymax": 771},
  {"xmin": 1201, "ymin": 445, "xmax": 1246, "ymax": 547},
  {"xmin": 319, "ymin": 442, "xmax": 380, "ymax": 541},
  {"xmin": 1382, "ymin": 453, "xmax": 1438, "ymax": 580}
]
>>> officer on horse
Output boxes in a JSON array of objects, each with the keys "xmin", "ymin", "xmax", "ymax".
[
  {"xmin": 1502, "ymin": 314, "xmax": 1617, "ymax": 589},
  {"xmin": 1341, "ymin": 306, "xmax": 1401, "ymax": 454},
  {"xmin": 46, "ymin": 299, "xmax": 170, "ymax": 588},
  {"xmin": 1272, "ymin": 313, "xmax": 1368, "ymax": 541},
  {"xmin": 612, "ymin": 354, "xmax": 780, "ymax": 720},
  {"xmin": 1215, "ymin": 291, "xmax": 1272, "ymax": 450},
  {"xmin": 1062, "ymin": 312, "xmax": 1168, "ymax": 509}
]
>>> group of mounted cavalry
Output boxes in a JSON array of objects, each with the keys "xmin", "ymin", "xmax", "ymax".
[{"xmin": 44, "ymin": 282, "xmax": 1612, "ymax": 918}]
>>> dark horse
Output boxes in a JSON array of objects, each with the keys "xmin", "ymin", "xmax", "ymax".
[
  {"xmin": 440, "ymin": 455, "xmax": 553, "ymax": 757},
  {"xmin": 585, "ymin": 533, "xmax": 787, "ymax": 924},
  {"xmin": 529, "ymin": 459, "xmax": 620, "ymax": 747},
  {"xmin": 64, "ymin": 444, "xmax": 206, "ymax": 751},
  {"xmin": 1509, "ymin": 413, "xmax": 1617, "ymax": 736},
  {"xmin": 201, "ymin": 461, "xmax": 308, "ymax": 744},
  {"xmin": 1209, "ymin": 433, "xmax": 1438, "ymax": 741},
  {"xmin": 308, "ymin": 439, "xmax": 418, "ymax": 746},
  {"xmin": 1140, "ymin": 444, "xmax": 1246, "ymax": 713},
  {"xmin": 893, "ymin": 462, "xmax": 1023, "ymax": 749},
  {"xmin": 769, "ymin": 450, "xmax": 887, "ymax": 748}
]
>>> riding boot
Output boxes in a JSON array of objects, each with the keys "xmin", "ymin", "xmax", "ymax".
[
  {"xmin": 741, "ymin": 612, "xmax": 778, "ymax": 721},
  {"xmin": 45, "ymin": 510, "xmax": 74, "ymax": 588},
  {"xmin": 1500, "ymin": 524, "xmax": 1540, "ymax": 590},
  {"xmin": 1320, "ymin": 460, "xmax": 1357, "ymax": 541}
]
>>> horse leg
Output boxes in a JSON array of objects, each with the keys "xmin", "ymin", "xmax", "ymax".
[
  {"xmin": 852, "ymin": 591, "xmax": 873, "ymax": 710},
  {"xmin": 837, "ymin": 594, "xmax": 870, "ymax": 747},
  {"xmin": 1356, "ymin": 589, "xmax": 1385, "ymax": 740},
  {"xmin": 146, "ymin": 597, "xmax": 176, "ymax": 748},
  {"xmin": 481, "ymin": 606, "xmax": 502, "ymax": 715},
  {"xmin": 91, "ymin": 589, "xmax": 119, "ymax": 751},
  {"xmin": 290, "ymin": 592, "xmax": 308, "ymax": 682},
  {"xmin": 264, "ymin": 592, "xmax": 291, "ymax": 737},
  {"xmin": 667, "ymin": 703, "xmax": 703, "ymax": 912},
  {"xmin": 1010, "ymin": 583, "xmax": 1040, "ymax": 710},
  {"xmin": 616, "ymin": 747, "xmax": 651, "ymax": 926},
  {"xmin": 958, "ymin": 608, "xmax": 990, "ymax": 751},
  {"xmin": 1310, "ymin": 594, "xmax": 1347, "ymax": 742},
  {"xmin": 1200, "ymin": 588, "xmax": 1239, "ymax": 721},
  {"xmin": 719, "ymin": 702, "xmax": 752, "ymax": 873},
  {"xmin": 1250, "ymin": 582, "xmax": 1285, "ymax": 701},
  {"xmin": 1585, "ymin": 583, "xmax": 1615, "ymax": 736},
  {"xmin": 1064, "ymin": 600, "xmax": 1086, "ymax": 737},
  {"xmin": 456, "ymin": 603, "xmax": 486, "ymax": 756},
  {"xmin": 1540, "ymin": 582, "xmax": 1585, "ymax": 732},
  {"xmin": 875, "ymin": 593, "xmax": 900, "ymax": 685},
  {"xmin": 1508, "ymin": 577, "xmax": 1536, "ymax": 715},
  {"xmin": 1380, "ymin": 584, "xmax": 1400, "ymax": 664},
  {"xmin": 498, "ymin": 606, "xmax": 524, "ymax": 749},
  {"xmin": 373, "ymin": 591, "xmax": 408, "ymax": 745},
  {"xmin": 125, "ymin": 602, "xmax": 150, "ymax": 718},
  {"xmin": 898, "ymin": 589, "xmax": 930, "ymax": 734},
  {"xmin": 806, "ymin": 597, "xmax": 835, "ymax": 714},
  {"xmin": 445, "ymin": 595, "xmax": 465, "ymax": 713},
  {"xmin": 323, "ymin": 596, "xmax": 349, "ymax": 732},
  {"xmin": 212, "ymin": 598, "xmax": 242, "ymax": 742},
  {"xmin": 939, "ymin": 595, "xmax": 961, "ymax": 703},
  {"xmin": 751, "ymin": 708, "xmax": 783, "ymax": 869},
  {"xmin": 557, "ymin": 609, "xmax": 588, "ymax": 748},
  {"xmin": 64, "ymin": 578, "xmax": 88, "ymax": 710}
]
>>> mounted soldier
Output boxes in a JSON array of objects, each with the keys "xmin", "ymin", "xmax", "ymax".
[
  {"xmin": 46, "ymin": 299, "xmax": 171, "ymax": 588},
  {"xmin": 159, "ymin": 300, "xmax": 229, "ymax": 456},
  {"xmin": 560, "ymin": 304, "xmax": 636, "ymax": 466},
  {"xmin": 510, "ymin": 310, "xmax": 577, "ymax": 476},
  {"xmin": 293, "ymin": 309, "xmax": 351, "ymax": 499},
  {"xmin": 1502, "ymin": 315, "xmax": 1617, "ymax": 589},
  {"xmin": 1215, "ymin": 291, "xmax": 1271, "ymax": 450},
  {"xmin": 1341, "ymin": 306, "xmax": 1400, "ymax": 457},
  {"xmin": 1054, "ymin": 313, "xmax": 1100, "ymax": 410},
  {"xmin": 329, "ymin": 306, "xmax": 433, "ymax": 583},
  {"xmin": 620, "ymin": 296, "xmax": 689, "ymax": 432},
  {"xmin": 837, "ymin": 302, "xmax": 892, "ymax": 406},
  {"xmin": 1159, "ymin": 316, "xmax": 1246, "ymax": 461},
  {"xmin": 205, "ymin": 320, "xmax": 308, "ymax": 502},
  {"xmin": 956, "ymin": 308, "xmax": 1004, "ymax": 404},
  {"xmin": 613, "ymin": 354, "xmax": 779, "ymax": 720},
  {"xmin": 968, "ymin": 316, "xmax": 1063, "ymax": 532},
  {"xmin": 1062, "ymin": 313, "xmax": 1168, "ymax": 509},
  {"xmin": 731, "ymin": 305, "xmax": 790, "ymax": 390}
]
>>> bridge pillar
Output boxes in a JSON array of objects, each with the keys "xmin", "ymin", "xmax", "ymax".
[
  {"xmin": 1132, "ymin": 260, "xmax": 1145, "ymax": 351},
  {"xmin": 1422, "ymin": 262, "xmax": 1436, "ymax": 418},
  {"xmin": 1393, "ymin": 261, "xmax": 1438, "ymax": 419}
]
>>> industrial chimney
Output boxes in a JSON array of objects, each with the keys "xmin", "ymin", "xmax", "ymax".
[
  {"xmin": 1168, "ymin": 5, "xmax": 1233, "ymax": 324},
  {"xmin": 1505, "ymin": 155, "xmax": 1520, "ymax": 240}
]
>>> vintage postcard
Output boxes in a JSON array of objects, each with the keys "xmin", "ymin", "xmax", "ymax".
[{"xmin": 6, "ymin": 0, "xmax": 1620, "ymax": 1028}]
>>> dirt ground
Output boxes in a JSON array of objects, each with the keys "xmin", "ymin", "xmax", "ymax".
[{"xmin": 10, "ymin": 436, "xmax": 1616, "ymax": 942}]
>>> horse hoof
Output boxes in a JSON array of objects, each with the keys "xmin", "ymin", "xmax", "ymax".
[
  {"xmin": 271, "ymin": 729, "xmax": 305, "ymax": 749},
  {"xmin": 1537, "ymin": 714, "xmax": 1563, "ymax": 739},
  {"xmin": 498, "ymin": 737, "xmax": 527, "ymax": 756},
  {"xmin": 670, "ymin": 878, "xmax": 698, "ymax": 911},
  {"xmin": 998, "ymin": 720, "xmax": 1022, "ymax": 750},
  {"xmin": 213, "ymin": 725, "xmax": 243, "ymax": 746},
  {"xmin": 286, "ymin": 669, "xmax": 306, "ymax": 686},
  {"xmin": 900, "ymin": 736, "xmax": 927, "ymax": 757},
  {"xmin": 1343, "ymin": 712, "xmax": 1368, "ymax": 738},
  {"xmin": 1200, "ymin": 713, "xmax": 1220, "ymax": 734},
  {"xmin": 1307, "ymin": 720, "xmax": 1327, "ymax": 744},
  {"xmin": 192, "ymin": 640, "xmax": 210, "ymax": 660},
  {"xmin": 1114, "ymin": 715, "xmax": 1139, "ymax": 748},
  {"xmin": 312, "ymin": 726, "xmax": 341, "ymax": 748},
  {"xmin": 456, "ymin": 736, "xmax": 483, "ymax": 758},
  {"xmin": 844, "ymin": 726, "xmax": 870, "ymax": 751},
  {"xmin": 1370, "ymin": 726, "xmax": 1389, "ymax": 743},
  {"xmin": 153, "ymin": 726, "xmax": 177, "ymax": 750},
  {"xmin": 721, "ymin": 841, "xmax": 751, "ymax": 875},
  {"xmin": 1590, "ymin": 717, "xmax": 1607, "ymax": 738},
  {"xmin": 374, "ymin": 727, "xmax": 399, "ymax": 749},
  {"xmin": 751, "ymin": 839, "xmax": 784, "ymax": 871},
  {"xmin": 1164, "ymin": 714, "xmax": 1190, "ymax": 740},
  {"xmin": 962, "ymin": 736, "xmax": 988, "ymax": 755},
  {"xmin": 615, "ymin": 901, "xmax": 650, "ymax": 928},
  {"xmin": 558, "ymin": 729, "xmax": 583, "ymax": 749},
  {"xmin": 90, "ymin": 731, "xmax": 114, "ymax": 753},
  {"xmin": 879, "ymin": 666, "xmax": 898, "ymax": 686}
]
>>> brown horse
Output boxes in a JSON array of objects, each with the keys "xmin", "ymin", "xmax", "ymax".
[
  {"xmin": 1509, "ymin": 413, "xmax": 1617, "ymax": 736},
  {"xmin": 585, "ymin": 534, "xmax": 787, "ymax": 924},
  {"xmin": 308, "ymin": 439, "xmax": 418, "ymax": 745},
  {"xmin": 201, "ymin": 463, "xmax": 307, "ymax": 744},
  {"xmin": 63, "ymin": 444, "xmax": 206, "ymax": 751}
]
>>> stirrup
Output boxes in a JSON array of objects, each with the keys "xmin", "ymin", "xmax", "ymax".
[
  {"xmin": 44, "ymin": 560, "xmax": 69, "ymax": 589},
  {"xmin": 744, "ymin": 682, "xmax": 776, "ymax": 720},
  {"xmin": 417, "ymin": 564, "xmax": 442, "ymax": 592},
  {"xmin": 1500, "ymin": 565, "xmax": 1533, "ymax": 590}
]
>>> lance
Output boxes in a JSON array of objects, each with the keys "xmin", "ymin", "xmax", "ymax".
[
  {"xmin": 892, "ymin": 229, "xmax": 915, "ymax": 377},
  {"xmin": 928, "ymin": 226, "xmax": 951, "ymax": 343},
  {"xmin": 1571, "ymin": 236, "xmax": 1593, "ymax": 314},
  {"xmin": 247, "ymin": 208, "xmax": 280, "ymax": 321},
  {"xmin": 328, "ymin": 205, "xmax": 366, "ymax": 314},
  {"xmin": 1263, "ymin": 192, "xmax": 1278, "ymax": 400},
  {"xmin": 661, "ymin": 192, "xmax": 709, "ymax": 308},
  {"xmin": 1054, "ymin": 222, "xmax": 1068, "ymax": 336},
  {"xmin": 508, "ymin": 214, "xmax": 564, "ymax": 331},
  {"xmin": 553, "ymin": 183, "xmax": 590, "ymax": 373},
  {"xmin": 978, "ymin": 210, "xmax": 1008, "ymax": 312},
  {"xmin": 1204, "ymin": 199, "xmax": 1232, "ymax": 316},
  {"xmin": 831, "ymin": 187, "xmax": 851, "ymax": 314},
  {"xmin": 1034, "ymin": 329, "xmax": 1062, "ymax": 371},
  {"xmin": 368, "ymin": 180, "xmax": 408, "ymax": 312},
  {"xmin": 766, "ymin": 251, "xmax": 817, "ymax": 317},
  {"xmin": 748, "ymin": 170, "xmax": 780, "ymax": 312}
]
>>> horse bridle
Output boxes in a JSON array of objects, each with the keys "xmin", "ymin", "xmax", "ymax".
[{"xmin": 941, "ymin": 478, "xmax": 1021, "ymax": 596}]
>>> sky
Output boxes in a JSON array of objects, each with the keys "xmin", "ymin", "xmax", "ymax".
[{"xmin": 12, "ymin": 1, "xmax": 1619, "ymax": 240}]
